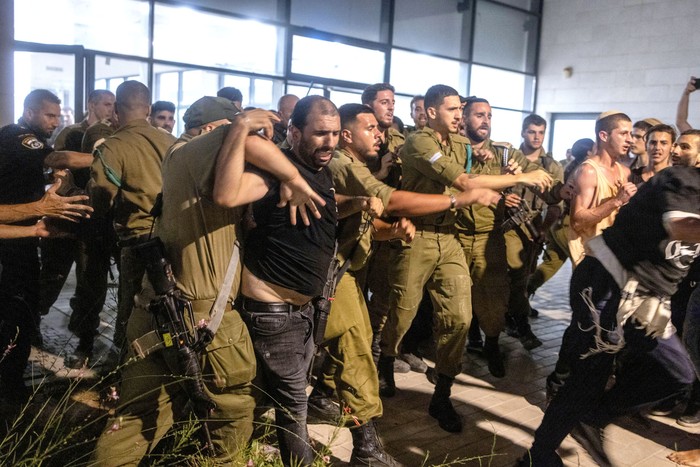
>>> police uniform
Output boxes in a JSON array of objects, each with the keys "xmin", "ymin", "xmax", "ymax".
[
  {"xmin": 88, "ymin": 119, "xmax": 176, "ymax": 350},
  {"xmin": 381, "ymin": 127, "xmax": 471, "ymax": 379},
  {"xmin": 504, "ymin": 146, "xmax": 563, "ymax": 336},
  {"xmin": 318, "ymin": 147, "xmax": 397, "ymax": 423},
  {"xmin": 93, "ymin": 124, "xmax": 257, "ymax": 465},
  {"xmin": 0, "ymin": 118, "xmax": 54, "ymax": 400}
]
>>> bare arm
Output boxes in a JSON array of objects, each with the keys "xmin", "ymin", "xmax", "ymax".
[
  {"xmin": 570, "ymin": 165, "xmax": 636, "ymax": 235},
  {"xmin": 451, "ymin": 170, "xmax": 552, "ymax": 193},
  {"xmin": 665, "ymin": 217, "xmax": 700, "ymax": 243},
  {"xmin": 386, "ymin": 188, "xmax": 501, "ymax": 217},
  {"xmin": 0, "ymin": 180, "xmax": 92, "ymax": 223},
  {"xmin": 336, "ymin": 194, "xmax": 384, "ymax": 219},
  {"xmin": 676, "ymin": 77, "xmax": 696, "ymax": 133},
  {"xmin": 44, "ymin": 151, "xmax": 94, "ymax": 170},
  {"xmin": 372, "ymin": 217, "xmax": 416, "ymax": 243},
  {"xmin": 0, "ymin": 219, "xmax": 58, "ymax": 239}
]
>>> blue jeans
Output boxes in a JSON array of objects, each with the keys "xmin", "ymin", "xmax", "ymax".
[
  {"xmin": 528, "ymin": 257, "xmax": 695, "ymax": 466},
  {"xmin": 239, "ymin": 300, "xmax": 315, "ymax": 466}
]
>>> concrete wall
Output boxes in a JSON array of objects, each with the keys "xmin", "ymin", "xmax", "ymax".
[{"xmin": 537, "ymin": 0, "xmax": 700, "ymax": 126}]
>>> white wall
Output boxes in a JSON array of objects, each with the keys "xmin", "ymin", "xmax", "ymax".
[{"xmin": 537, "ymin": 0, "xmax": 700, "ymax": 126}]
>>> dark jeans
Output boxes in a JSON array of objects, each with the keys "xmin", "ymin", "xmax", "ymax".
[
  {"xmin": 239, "ymin": 300, "xmax": 315, "ymax": 467},
  {"xmin": 529, "ymin": 257, "xmax": 695, "ymax": 465},
  {"xmin": 114, "ymin": 244, "xmax": 146, "ymax": 350},
  {"xmin": 683, "ymin": 286, "xmax": 700, "ymax": 379},
  {"xmin": 0, "ymin": 238, "xmax": 40, "ymax": 401}
]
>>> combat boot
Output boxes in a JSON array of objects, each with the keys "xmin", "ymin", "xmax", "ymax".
[
  {"xmin": 377, "ymin": 354, "xmax": 396, "ymax": 397},
  {"xmin": 428, "ymin": 374, "xmax": 462, "ymax": 433},
  {"xmin": 484, "ymin": 336, "xmax": 505, "ymax": 378},
  {"xmin": 65, "ymin": 334, "xmax": 94, "ymax": 369},
  {"xmin": 350, "ymin": 420, "xmax": 403, "ymax": 466},
  {"xmin": 307, "ymin": 384, "xmax": 341, "ymax": 425}
]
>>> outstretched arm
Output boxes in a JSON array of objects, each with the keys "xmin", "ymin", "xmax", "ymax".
[
  {"xmin": 0, "ymin": 179, "xmax": 92, "ymax": 223},
  {"xmin": 44, "ymin": 150, "xmax": 94, "ymax": 170},
  {"xmin": 676, "ymin": 77, "xmax": 697, "ymax": 133}
]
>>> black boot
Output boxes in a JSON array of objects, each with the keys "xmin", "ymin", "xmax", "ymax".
[
  {"xmin": 65, "ymin": 334, "xmax": 94, "ymax": 369},
  {"xmin": 484, "ymin": 336, "xmax": 505, "ymax": 378},
  {"xmin": 377, "ymin": 354, "xmax": 396, "ymax": 397},
  {"xmin": 371, "ymin": 332, "xmax": 381, "ymax": 367},
  {"xmin": 428, "ymin": 374, "xmax": 462, "ymax": 433},
  {"xmin": 466, "ymin": 316, "xmax": 484, "ymax": 354},
  {"xmin": 350, "ymin": 420, "xmax": 403, "ymax": 466},
  {"xmin": 307, "ymin": 384, "xmax": 341, "ymax": 425}
]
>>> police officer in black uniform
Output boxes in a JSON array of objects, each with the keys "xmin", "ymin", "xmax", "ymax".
[{"xmin": 0, "ymin": 89, "xmax": 62, "ymax": 403}]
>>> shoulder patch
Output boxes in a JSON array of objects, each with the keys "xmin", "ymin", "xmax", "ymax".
[{"xmin": 21, "ymin": 135, "xmax": 44, "ymax": 150}]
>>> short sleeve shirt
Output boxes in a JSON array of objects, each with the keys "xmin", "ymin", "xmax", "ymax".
[
  {"xmin": 0, "ymin": 121, "xmax": 53, "ymax": 208},
  {"xmin": 603, "ymin": 166, "xmax": 700, "ymax": 296}
]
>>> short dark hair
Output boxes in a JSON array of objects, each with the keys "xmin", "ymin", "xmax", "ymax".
[
  {"xmin": 116, "ymin": 81, "xmax": 151, "ymax": 113},
  {"xmin": 88, "ymin": 89, "xmax": 114, "ymax": 104},
  {"xmin": 522, "ymin": 113, "xmax": 547, "ymax": 132},
  {"xmin": 595, "ymin": 112, "xmax": 631, "ymax": 142},
  {"xmin": 291, "ymin": 95, "xmax": 338, "ymax": 131},
  {"xmin": 681, "ymin": 129, "xmax": 700, "ymax": 138},
  {"xmin": 217, "ymin": 87, "xmax": 243, "ymax": 103},
  {"xmin": 361, "ymin": 83, "xmax": 395, "ymax": 105},
  {"xmin": 571, "ymin": 138, "xmax": 594, "ymax": 161},
  {"xmin": 151, "ymin": 100, "xmax": 175, "ymax": 114},
  {"xmin": 462, "ymin": 96, "xmax": 490, "ymax": 116},
  {"xmin": 338, "ymin": 103, "xmax": 375, "ymax": 129},
  {"xmin": 410, "ymin": 95, "xmax": 424, "ymax": 111},
  {"xmin": 24, "ymin": 89, "xmax": 61, "ymax": 111},
  {"xmin": 425, "ymin": 85, "xmax": 460, "ymax": 110},
  {"xmin": 644, "ymin": 123, "xmax": 676, "ymax": 144}
]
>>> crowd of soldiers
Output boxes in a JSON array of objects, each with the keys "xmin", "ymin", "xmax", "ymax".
[{"xmin": 0, "ymin": 76, "xmax": 698, "ymax": 467}]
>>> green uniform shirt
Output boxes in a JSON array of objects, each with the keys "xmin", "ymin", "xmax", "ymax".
[
  {"xmin": 81, "ymin": 119, "xmax": 116, "ymax": 153},
  {"xmin": 367, "ymin": 127, "xmax": 405, "ymax": 188},
  {"xmin": 329, "ymin": 147, "xmax": 396, "ymax": 271},
  {"xmin": 157, "ymin": 124, "xmax": 243, "ymax": 301},
  {"xmin": 54, "ymin": 119, "xmax": 89, "ymax": 151},
  {"xmin": 89, "ymin": 119, "xmax": 176, "ymax": 240},
  {"xmin": 457, "ymin": 138, "xmax": 553, "ymax": 234},
  {"xmin": 400, "ymin": 126, "xmax": 469, "ymax": 227}
]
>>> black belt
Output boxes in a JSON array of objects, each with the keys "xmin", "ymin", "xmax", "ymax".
[
  {"xmin": 117, "ymin": 234, "xmax": 150, "ymax": 247},
  {"xmin": 417, "ymin": 224, "xmax": 456, "ymax": 234},
  {"xmin": 238, "ymin": 296, "xmax": 311, "ymax": 313}
]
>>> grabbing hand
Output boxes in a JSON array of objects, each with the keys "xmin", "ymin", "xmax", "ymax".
[
  {"xmin": 503, "ymin": 193, "xmax": 522, "ymax": 208},
  {"xmin": 559, "ymin": 180, "xmax": 576, "ymax": 200},
  {"xmin": 239, "ymin": 109, "xmax": 281, "ymax": 139},
  {"xmin": 615, "ymin": 181, "xmax": 637, "ymax": 205},
  {"xmin": 519, "ymin": 170, "xmax": 553, "ymax": 191},
  {"xmin": 502, "ymin": 158, "xmax": 523, "ymax": 175},
  {"xmin": 37, "ymin": 179, "xmax": 93, "ymax": 222},
  {"xmin": 278, "ymin": 174, "xmax": 326, "ymax": 226},
  {"xmin": 360, "ymin": 196, "xmax": 385, "ymax": 219},
  {"xmin": 390, "ymin": 217, "xmax": 416, "ymax": 243},
  {"xmin": 473, "ymin": 148, "xmax": 495, "ymax": 162},
  {"xmin": 684, "ymin": 76, "xmax": 697, "ymax": 95}
]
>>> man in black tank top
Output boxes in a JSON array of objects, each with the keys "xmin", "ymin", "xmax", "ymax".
[{"xmin": 239, "ymin": 96, "xmax": 338, "ymax": 467}]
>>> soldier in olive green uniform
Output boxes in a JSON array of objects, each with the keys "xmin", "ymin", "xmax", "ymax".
[
  {"xmin": 88, "ymin": 81, "xmax": 176, "ymax": 354},
  {"xmin": 459, "ymin": 98, "xmax": 558, "ymax": 377},
  {"xmin": 504, "ymin": 114, "xmax": 564, "ymax": 347}
]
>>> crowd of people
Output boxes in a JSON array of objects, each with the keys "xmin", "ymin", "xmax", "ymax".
[{"xmin": 0, "ymin": 76, "xmax": 698, "ymax": 466}]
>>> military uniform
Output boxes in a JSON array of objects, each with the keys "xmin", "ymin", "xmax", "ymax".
[
  {"xmin": 317, "ymin": 147, "xmax": 398, "ymax": 423},
  {"xmin": 504, "ymin": 147, "xmax": 563, "ymax": 334},
  {"xmin": 0, "ymin": 119, "xmax": 54, "ymax": 400},
  {"xmin": 89, "ymin": 119, "xmax": 175, "ymax": 350},
  {"xmin": 381, "ymin": 127, "xmax": 471, "ymax": 379},
  {"xmin": 93, "ymin": 125, "xmax": 256, "ymax": 465},
  {"xmin": 365, "ymin": 127, "xmax": 405, "ymax": 334},
  {"xmin": 457, "ymin": 140, "xmax": 557, "ymax": 341}
]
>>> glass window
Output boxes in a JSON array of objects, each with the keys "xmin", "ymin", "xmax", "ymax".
[
  {"xmin": 14, "ymin": 51, "xmax": 76, "ymax": 134},
  {"xmin": 154, "ymin": 4, "xmax": 284, "ymax": 76},
  {"xmin": 394, "ymin": 94, "xmax": 414, "ymax": 127},
  {"xmin": 95, "ymin": 56, "xmax": 148, "ymax": 93},
  {"xmin": 472, "ymin": 1, "xmax": 538, "ymax": 73},
  {"xmin": 550, "ymin": 116, "xmax": 597, "ymax": 162},
  {"xmin": 173, "ymin": 0, "xmax": 282, "ymax": 21},
  {"xmin": 490, "ymin": 108, "xmax": 527, "ymax": 147},
  {"xmin": 181, "ymin": 70, "xmax": 220, "ymax": 105},
  {"xmin": 291, "ymin": 36, "xmax": 385, "ymax": 85},
  {"xmin": 15, "ymin": 0, "xmax": 149, "ymax": 57},
  {"xmin": 290, "ymin": 0, "xmax": 383, "ymax": 42},
  {"xmin": 328, "ymin": 88, "xmax": 363, "ymax": 109},
  {"xmin": 469, "ymin": 65, "xmax": 534, "ymax": 111},
  {"xmin": 390, "ymin": 49, "xmax": 469, "ymax": 97},
  {"xmin": 286, "ymin": 83, "xmax": 325, "ymax": 99},
  {"xmin": 393, "ymin": 0, "xmax": 471, "ymax": 59}
]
